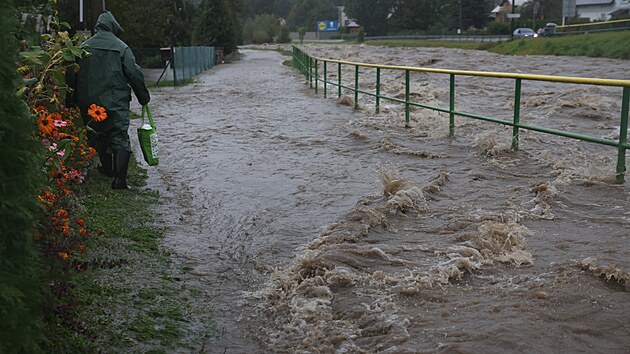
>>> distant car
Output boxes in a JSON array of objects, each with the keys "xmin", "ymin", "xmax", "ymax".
[
  {"xmin": 513, "ymin": 28, "xmax": 538, "ymax": 38},
  {"xmin": 540, "ymin": 23, "xmax": 558, "ymax": 37}
]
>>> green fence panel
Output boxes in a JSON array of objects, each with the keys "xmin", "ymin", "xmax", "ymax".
[{"xmin": 172, "ymin": 46, "xmax": 215, "ymax": 85}]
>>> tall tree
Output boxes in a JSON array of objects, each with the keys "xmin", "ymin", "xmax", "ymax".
[
  {"xmin": 520, "ymin": 0, "xmax": 563, "ymax": 22},
  {"xmin": 388, "ymin": 0, "xmax": 444, "ymax": 32},
  {"xmin": 285, "ymin": 0, "xmax": 338, "ymax": 31},
  {"xmin": 343, "ymin": 0, "xmax": 394, "ymax": 36},
  {"xmin": 246, "ymin": 0, "xmax": 296, "ymax": 18},
  {"xmin": 461, "ymin": 0, "xmax": 494, "ymax": 29},
  {"xmin": 192, "ymin": 0, "xmax": 240, "ymax": 53}
]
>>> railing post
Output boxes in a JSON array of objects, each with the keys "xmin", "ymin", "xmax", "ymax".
[
  {"xmin": 354, "ymin": 65, "xmax": 359, "ymax": 110},
  {"xmin": 309, "ymin": 57, "xmax": 313, "ymax": 89},
  {"xmin": 323, "ymin": 61, "xmax": 327, "ymax": 98},
  {"xmin": 512, "ymin": 78, "xmax": 522, "ymax": 150},
  {"xmin": 449, "ymin": 74, "xmax": 455, "ymax": 137},
  {"xmin": 405, "ymin": 70, "xmax": 410, "ymax": 128},
  {"xmin": 338, "ymin": 63, "xmax": 342, "ymax": 98},
  {"xmin": 376, "ymin": 67, "xmax": 381, "ymax": 114},
  {"xmin": 616, "ymin": 86, "xmax": 629, "ymax": 184},
  {"xmin": 172, "ymin": 47, "xmax": 177, "ymax": 85},
  {"xmin": 315, "ymin": 59, "xmax": 319, "ymax": 94}
]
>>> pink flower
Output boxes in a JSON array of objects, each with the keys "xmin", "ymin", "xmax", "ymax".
[
  {"xmin": 54, "ymin": 120, "xmax": 68, "ymax": 127},
  {"xmin": 69, "ymin": 169, "xmax": 83, "ymax": 184},
  {"xmin": 48, "ymin": 142, "xmax": 57, "ymax": 151}
]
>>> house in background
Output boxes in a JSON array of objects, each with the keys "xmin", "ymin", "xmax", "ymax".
[
  {"xmin": 576, "ymin": 0, "xmax": 630, "ymax": 21},
  {"xmin": 336, "ymin": 5, "xmax": 361, "ymax": 32}
]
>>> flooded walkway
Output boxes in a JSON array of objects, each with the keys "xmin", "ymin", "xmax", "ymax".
[{"xmin": 140, "ymin": 48, "xmax": 629, "ymax": 353}]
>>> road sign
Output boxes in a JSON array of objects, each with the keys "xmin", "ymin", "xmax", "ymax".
[
  {"xmin": 507, "ymin": 13, "xmax": 521, "ymax": 19},
  {"xmin": 563, "ymin": 0, "xmax": 576, "ymax": 17},
  {"xmin": 316, "ymin": 20, "xmax": 338, "ymax": 32}
]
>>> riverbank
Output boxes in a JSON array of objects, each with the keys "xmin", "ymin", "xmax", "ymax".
[
  {"xmin": 48, "ymin": 157, "xmax": 215, "ymax": 352},
  {"xmin": 366, "ymin": 30, "xmax": 630, "ymax": 59}
]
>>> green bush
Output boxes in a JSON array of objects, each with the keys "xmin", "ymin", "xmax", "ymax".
[
  {"xmin": 487, "ymin": 21, "xmax": 511, "ymax": 35},
  {"xmin": 357, "ymin": 27, "xmax": 365, "ymax": 43},
  {"xmin": 276, "ymin": 26, "xmax": 291, "ymax": 43},
  {"xmin": 0, "ymin": 1, "xmax": 46, "ymax": 352},
  {"xmin": 243, "ymin": 14, "xmax": 280, "ymax": 44}
]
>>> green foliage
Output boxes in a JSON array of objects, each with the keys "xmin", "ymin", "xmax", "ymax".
[
  {"xmin": 277, "ymin": 25, "xmax": 292, "ymax": 43},
  {"xmin": 387, "ymin": 0, "xmax": 494, "ymax": 35},
  {"xmin": 245, "ymin": 0, "xmax": 296, "ymax": 18},
  {"xmin": 344, "ymin": 0, "xmax": 392, "ymax": 36},
  {"xmin": 519, "ymin": 0, "xmax": 563, "ymax": 22},
  {"xmin": 298, "ymin": 26, "xmax": 307, "ymax": 43},
  {"xmin": 192, "ymin": 0, "xmax": 240, "ymax": 53},
  {"xmin": 356, "ymin": 27, "xmax": 365, "ymax": 43},
  {"xmin": 388, "ymin": 0, "xmax": 442, "ymax": 33},
  {"xmin": 487, "ymin": 21, "xmax": 511, "ymax": 35},
  {"xmin": 50, "ymin": 161, "xmax": 217, "ymax": 352},
  {"xmin": 243, "ymin": 14, "xmax": 280, "ymax": 44},
  {"xmin": 0, "ymin": 1, "xmax": 46, "ymax": 352},
  {"xmin": 285, "ymin": 0, "xmax": 338, "ymax": 31},
  {"xmin": 107, "ymin": 0, "xmax": 184, "ymax": 48}
]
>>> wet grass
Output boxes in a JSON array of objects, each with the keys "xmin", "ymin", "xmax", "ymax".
[
  {"xmin": 489, "ymin": 31, "xmax": 630, "ymax": 59},
  {"xmin": 49, "ymin": 159, "xmax": 216, "ymax": 352},
  {"xmin": 364, "ymin": 31, "xmax": 630, "ymax": 59}
]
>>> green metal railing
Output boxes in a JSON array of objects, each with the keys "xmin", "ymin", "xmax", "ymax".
[{"xmin": 292, "ymin": 46, "xmax": 630, "ymax": 183}]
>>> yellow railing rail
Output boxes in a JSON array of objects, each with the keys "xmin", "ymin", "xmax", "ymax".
[
  {"xmin": 307, "ymin": 56, "xmax": 630, "ymax": 87},
  {"xmin": 557, "ymin": 18, "xmax": 630, "ymax": 29}
]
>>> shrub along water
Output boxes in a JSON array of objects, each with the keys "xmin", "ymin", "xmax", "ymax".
[{"xmin": 0, "ymin": 1, "xmax": 46, "ymax": 352}]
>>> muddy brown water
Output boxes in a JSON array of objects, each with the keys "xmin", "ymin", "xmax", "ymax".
[{"xmin": 134, "ymin": 46, "xmax": 629, "ymax": 353}]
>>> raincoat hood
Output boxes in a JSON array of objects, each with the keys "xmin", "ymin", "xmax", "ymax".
[{"xmin": 94, "ymin": 11, "xmax": 124, "ymax": 36}]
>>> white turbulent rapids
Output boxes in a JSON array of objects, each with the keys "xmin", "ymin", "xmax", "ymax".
[{"xmin": 133, "ymin": 46, "xmax": 630, "ymax": 353}]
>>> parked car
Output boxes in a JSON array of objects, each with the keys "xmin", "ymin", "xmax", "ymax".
[
  {"xmin": 540, "ymin": 23, "xmax": 558, "ymax": 37},
  {"xmin": 513, "ymin": 28, "xmax": 538, "ymax": 38}
]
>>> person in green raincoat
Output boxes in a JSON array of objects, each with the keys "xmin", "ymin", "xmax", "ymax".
[{"xmin": 67, "ymin": 11, "xmax": 150, "ymax": 189}]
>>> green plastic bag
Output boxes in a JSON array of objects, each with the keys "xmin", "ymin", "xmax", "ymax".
[{"xmin": 137, "ymin": 105, "xmax": 159, "ymax": 166}]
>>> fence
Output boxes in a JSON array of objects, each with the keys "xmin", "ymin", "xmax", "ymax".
[
  {"xmin": 292, "ymin": 46, "xmax": 630, "ymax": 183},
  {"xmin": 172, "ymin": 46, "xmax": 215, "ymax": 85}
]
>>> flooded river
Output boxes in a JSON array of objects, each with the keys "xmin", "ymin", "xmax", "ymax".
[{"xmin": 139, "ymin": 46, "xmax": 629, "ymax": 353}]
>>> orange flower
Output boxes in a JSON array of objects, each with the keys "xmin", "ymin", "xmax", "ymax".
[
  {"xmin": 87, "ymin": 104, "xmax": 107, "ymax": 122},
  {"xmin": 38, "ymin": 113, "xmax": 55, "ymax": 135},
  {"xmin": 59, "ymin": 252, "xmax": 69, "ymax": 261},
  {"xmin": 57, "ymin": 209, "xmax": 69, "ymax": 219}
]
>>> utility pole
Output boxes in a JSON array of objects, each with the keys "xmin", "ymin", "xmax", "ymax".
[
  {"xmin": 458, "ymin": 0, "xmax": 462, "ymax": 35},
  {"xmin": 511, "ymin": 0, "xmax": 515, "ymax": 39}
]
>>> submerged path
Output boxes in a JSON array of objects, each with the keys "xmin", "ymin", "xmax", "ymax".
[
  {"xmin": 136, "ymin": 48, "xmax": 629, "ymax": 353},
  {"xmin": 140, "ymin": 49, "xmax": 385, "ymax": 352}
]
